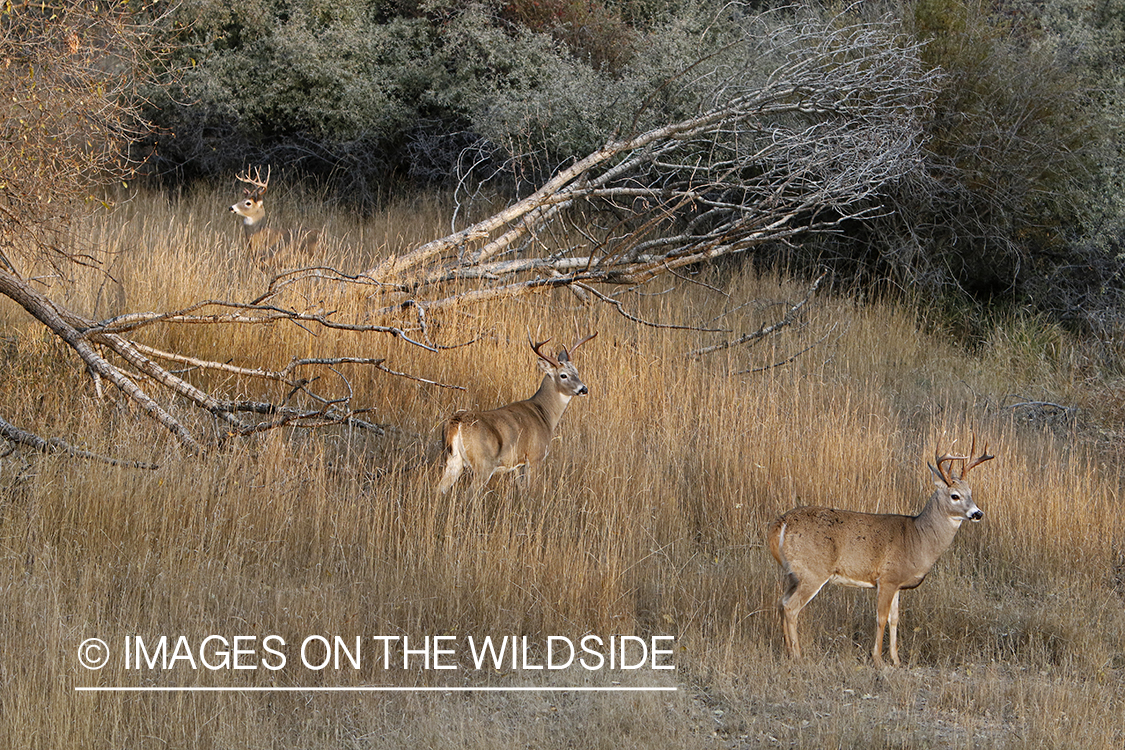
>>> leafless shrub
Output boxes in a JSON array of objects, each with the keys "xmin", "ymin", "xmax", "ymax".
[{"xmin": 0, "ymin": 2, "xmax": 161, "ymax": 273}]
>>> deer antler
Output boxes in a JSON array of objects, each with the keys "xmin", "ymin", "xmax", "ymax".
[
  {"xmin": 235, "ymin": 166, "xmax": 271, "ymax": 197},
  {"xmin": 960, "ymin": 434, "xmax": 995, "ymax": 478},
  {"xmin": 528, "ymin": 334, "xmax": 560, "ymax": 367},
  {"xmin": 933, "ymin": 450, "xmax": 962, "ymax": 486},
  {"xmin": 563, "ymin": 332, "xmax": 597, "ymax": 359}
]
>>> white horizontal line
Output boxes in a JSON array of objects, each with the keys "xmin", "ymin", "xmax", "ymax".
[{"xmin": 75, "ymin": 686, "xmax": 677, "ymax": 693}]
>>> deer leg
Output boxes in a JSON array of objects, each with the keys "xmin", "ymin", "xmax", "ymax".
[
  {"xmin": 873, "ymin": 584, "xmax": 899, "ymax": 667},
  {"xmin": 437, "ymin": 428, "xmax": 466, "ymax": 494},
  {"xmin": 437, "ymin": 451, "xmax": 464, "ymax": 494},
  {"xmin": 887, "ymin": 590, "xmax": 901, "ymax": 667},
  {"xmin": 779, "ymin": 571, "xmax": 827, "ymax": 660}
]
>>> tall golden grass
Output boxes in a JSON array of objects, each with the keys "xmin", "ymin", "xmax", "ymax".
[{"xmin": 0, "ymin": 185, "xmax": 1122, "ymax": 748}]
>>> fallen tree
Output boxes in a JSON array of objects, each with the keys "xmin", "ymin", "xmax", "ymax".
[{"xmin": 0, "ymin": 6, "xmax": 937, "ymax": 461}]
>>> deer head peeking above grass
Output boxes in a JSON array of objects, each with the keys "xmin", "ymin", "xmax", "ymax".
[{"xmin": 229, "ymin": 166, "xmax": 319, "ymax": 270}]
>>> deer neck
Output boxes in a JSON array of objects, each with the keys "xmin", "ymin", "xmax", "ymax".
[
  {"xmin": 911, "ymin": 489, "xmax": 963, "ymax": 557},
  {"xmin": 527, "ymin": 375, "xmax": 570, "ymax": 430},
  {"xmin": 241, "ymin": 214, "xmax": 265, "ymax": 237}
]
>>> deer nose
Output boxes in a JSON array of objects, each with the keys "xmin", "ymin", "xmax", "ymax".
[
  {"xmin": 968, "ymin": 509, "xmax": 983, "ymax": 522},
  {"xmin": 577, "ymin": 385, "xmax": 588, "ymax": 396}
]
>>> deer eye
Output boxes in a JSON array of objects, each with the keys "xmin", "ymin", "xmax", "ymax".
[
  {"xmin": 950, "ymin": 493, "xmax": 961, "ymax": 500},
  {"xmin": 559, "ymin": 373, "xmax": 568, "ymax": 380}
]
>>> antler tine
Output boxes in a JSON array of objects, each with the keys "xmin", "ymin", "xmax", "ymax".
[
  {"xmin": 528, "ymin": 333, "xmax": 559, "ymax": 367},
  {"xmin": 961, "ymin": 436, "xmax": 995, "ymax": 478},
  {"xmin": 933, "ymin": 450, "xmax": 960, "ymax": 486},
  {"xmin": 235, "ymin": 165, "xmax": 271, "ymax": 195},
  {"xmin": 563, "ymin": 332, "xmax": 598, "ymax": 359}
]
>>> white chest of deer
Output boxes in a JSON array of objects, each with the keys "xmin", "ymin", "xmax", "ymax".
[
  {"xmin": 767, "ymin": 442, "xmax": 994, "ymax": 666},
  {"xmin": 437, "ymin": 335, "xmax": 594, "ymax": 493}
]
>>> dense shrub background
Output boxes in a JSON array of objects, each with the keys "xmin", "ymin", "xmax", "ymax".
[
  {"xmin": 785, "ymin": 0, "xmax": 1105, "ymax": 320},
  {"xmin": 139, "ymin": 0, "xmax": 1125, "ymax": 335},
  {"xmin": 142, "ymin": 0, "xmax": 708, "ymax": 197}
]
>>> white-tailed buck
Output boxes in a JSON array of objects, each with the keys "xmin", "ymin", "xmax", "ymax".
[
  {"xmin": 229, "ymin": 166, "xmax": 319, "ymax": 269},
  {"xmin": 437, "ymin": 333, "xmax": 596, "ymax": 493},
  {"xmin": 767, "ymin": 439, "xmax": 995, "ymax": 666}
]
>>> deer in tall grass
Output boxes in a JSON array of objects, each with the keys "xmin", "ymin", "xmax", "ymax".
[
  {"xmin": 229, "ymin": 166, "xmax": 319, "ymax": 269},
  {"xmin": 437, "ymin": 334, "xmax": 596, "ymax": 494},
  {"xmin": 767, "ymin": 439, "xmax": 995, "ymax": 666}
]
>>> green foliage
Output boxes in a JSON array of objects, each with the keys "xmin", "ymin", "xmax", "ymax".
[
  {"xmin": 900, "ymin": 0, "xmax": 1125, "ymax": 336},
  {"xmin": 501, "ymin": 0, "xmax": 637, "ymax": 71},
  {"xmin": 1027, "ymin": 0, "xmax": 1125, "ymax": 282},
  {"xmin": 907, "ymin": 0, "xmax": 1093, "ymax": 282},
  {"xmin": 142, "ymin": 0, "xmax": 716, "ymax": 198},
  {"xmin": 782, "ymin": 0, "xmax": 1108, "ymax": 332},
  {"xmin": 497, "ymin": 0, "xmax": 688, "ymax": 71},
  {"xmin": 146, "ymin": 0, "xmax": 489, "ymax": 191}
]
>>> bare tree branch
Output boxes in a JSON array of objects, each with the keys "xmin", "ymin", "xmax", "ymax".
[
  {"xmin": 357, "ymin": 15, "xmax": 935, "ymax": 318},
  {"xmin": 735, "ymin": 322, "xmax": 840, "ymax": 374},
  {"xmin": 0, "ymin": 415, "xmax": 159, "ymax": 469},
  {"xmin": 575, "ymin": 282, "xmax": 730, "ymax": 332},
  {"xmin": 686, "ymin": 270, "xmax": 829, "ymax": 358},
  {"xmin": 0, "ymin": 270, "xmax": 206, "ymax": 454}
]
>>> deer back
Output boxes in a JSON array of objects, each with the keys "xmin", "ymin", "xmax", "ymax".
[{"xmin": 770, "ymin": 507, "xmax": 920, "ymax": 588}]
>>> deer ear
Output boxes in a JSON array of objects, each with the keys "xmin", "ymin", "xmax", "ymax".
[
  {"xmin": 557, "ymin": 349, "xmax": 570, "ymax": 363},
  {"xmin": 537, "ymin": 357, "xmax": 554, "ymax": 374},
  {"xmin": 928, "ymin": 463, "xmax": 947, "ymax": 487}
]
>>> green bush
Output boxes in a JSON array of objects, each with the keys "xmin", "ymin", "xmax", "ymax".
[
  {"xmin": 140, "ymin": 0, "xmax": 714, "ymax": 199},
  {"xmin": 781, "ymin": 0, "xmax": 1106, "ymax": 330},
  {"xmin": 144, "ymin": 0, "xmax": 496, "ymax": 195},
  {"xmin": 907, "ymin": 0, "xmax": 1093, "ymax": 293}
]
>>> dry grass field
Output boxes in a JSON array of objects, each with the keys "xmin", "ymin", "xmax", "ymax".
[{"xmin": 1, "ymin": 184, "xmax": 1123, "ymax": 748}]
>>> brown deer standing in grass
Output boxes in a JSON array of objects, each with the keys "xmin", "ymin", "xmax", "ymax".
[
  {"xmin": 767, "ymin": 439, "xmax": 995, "ymax": 666},
  {"xmin": 229, "ymin": 166, "xmax": 319, "ymax": 269},
  {"xmin": 437, "ymin": 334, "xmax": 596, "ymax": 494}
]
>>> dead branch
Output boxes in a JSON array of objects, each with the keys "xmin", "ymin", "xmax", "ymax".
[
  {"xmin": 0, "ymin": 415, "xmax": 159, "ymax": 469},
  {"xmin": 0, "ymin": 270, "xmax": 206, "ymax": 454},
  {"xmin": 88, "ymin": 299, "xmax": 435, "ymax": 350},
  {"xmin": 574, "ymin": 282, "xmax": 730, "ymax": 332},
  {"xmin": 361, "ymin": 14, "xmax": 935, "ymax": 316},
  {"xmin": 686, "ymin": 270, "xmax": 829, "ymax": 358},
  {"xmin": 735, "ymin": 322, "xmax": 840, "ymax": 374}
]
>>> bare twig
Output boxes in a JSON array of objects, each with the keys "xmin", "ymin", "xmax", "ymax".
[
  {"xmin": 575, "ymin": 282, "xmax": 730, "ymax": 332},
  {"xmin": 736, "ymin": 322, "xmax": 839, "ymax": 374},
  {"xmin": 686, "ymin": 270, "xmax": 829, "ymax": 358}
]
